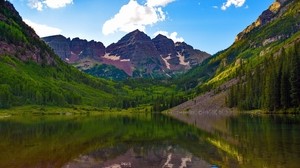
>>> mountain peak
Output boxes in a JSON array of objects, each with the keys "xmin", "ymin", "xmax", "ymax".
[
  {"xmin": 44, "ymin": 30, "xmax": 210, "ymax": 78},
  {"xmin": 235, "ymin": 0, "xmax": 295, "ymax": 42},
  {"xmin": 43, "ymin": 35, "xmax": 68, "ymax": 41},
  {"xmin": 126, "ymin": 29, "xmax": 147, "ymax": 38},
  {"xmin": 154, "ymin": 34, "xmax": 169, "ymax": 39},
  {"xmin": 131, "ymin": 29, "xmax": 143, "ymax": 33}
]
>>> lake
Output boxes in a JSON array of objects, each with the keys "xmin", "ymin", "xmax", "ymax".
[{"xmin": 0, "ymin": 112, "xmax": 299, "ymax": 168}]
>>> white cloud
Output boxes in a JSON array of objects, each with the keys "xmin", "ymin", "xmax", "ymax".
[
  {"xmin": 28, "ymin": 0, "xmax": 73, "ymax": 11},
  {"xmin": 153, "ymin": 31, "xmax": 184, "ymax": 43},
  {"xmin": 24, "ymin": 19, "xmax": 62, "ymax": 37},
  {"xmin": 28, "ymin": 0, "xmax": 43, "ymax": 11},
  {"xmin": 102, "ymin": 0, "xmax": 174, "ymax": 35},
  {"xmin": 146, "ymin": 0, "xmax": 175, "ymax": 7},
  {"xmin": 212, "ymin": 6, "xmax": 218, "ymax": 9},
  {"xmin": 221, "ymin": 0, "xmax": 246, "ymax": 10}
]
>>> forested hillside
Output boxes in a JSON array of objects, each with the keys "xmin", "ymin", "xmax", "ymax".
[
  {"xmin": 0, "ymin": 0, "xmax": 129, "ymax": 108},
  {"xmin": 227, "ymin": 35, "xmax": 300, "ymax": 111},
  {"xmin": 174, "ymin": 0, "xmax": 300, "ymax": 112},
  {"xmin": 1, "ymin": 0, "xmax": 299, "ymax": 112},
  {"xmin": 0, "ymin": 0, "xmax": 188, "ymax": 110}
]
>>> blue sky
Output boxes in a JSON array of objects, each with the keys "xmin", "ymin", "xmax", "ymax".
[{"xmin": 9, "ymin": 0, "xmax": 274, "ymax": 54}]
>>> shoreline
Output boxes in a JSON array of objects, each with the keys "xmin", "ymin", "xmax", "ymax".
[{"xmin": 164, "ymin": 88, "xmax": 238, "ymax": 132}]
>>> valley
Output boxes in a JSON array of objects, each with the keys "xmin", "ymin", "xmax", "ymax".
[{"xmin": 1, "ymin": 0, "xmax": 300, "ymax": 167}]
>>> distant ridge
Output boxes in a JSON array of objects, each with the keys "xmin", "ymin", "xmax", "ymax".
[{"xmin": 43, "ymin": 30, "xmax": 210, "ymax": 78}]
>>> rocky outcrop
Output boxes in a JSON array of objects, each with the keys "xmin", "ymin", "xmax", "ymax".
[
  {"xmin": 152, "ymin": 34, "xmax": 177, "ymax": 57},
  {"xmin": 42, "ymin": 35, "xmax": 71, "ymax": 60},
  {"xmin": 235, "ymin": 0, "xmax": 292, "ymax": 41},
  {"xmin": 175, "ymin": 42, "xmax": 210, "ymax": 67}
]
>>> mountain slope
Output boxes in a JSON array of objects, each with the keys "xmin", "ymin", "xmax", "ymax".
[
  {"xmin": 0, "ymin": 1, "xmax": 55, "ymax": 65},
  {"xmin": 0, "ymin": 0, "xmax": 128, "ymax": 108},
  {"xmin": 177, "ymin": 0, "xmax": 300, "ymax": 111},
  {"xmin": 106, "ymin": 29, "xmax": 163, "ymax": 77}
]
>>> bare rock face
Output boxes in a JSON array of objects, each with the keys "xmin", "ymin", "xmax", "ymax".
[
  {"xmin": 106, "ymin": 29, "xmax": 163, "ymax": 76},
  {"xmin": 152, "ymin": 34, "xmax": 177, "ymax": 57},
  {"xmin": 235, "ymin": 0, "xmax": 293, "ymax": 42},
  {"xmin": 175, "ymin": 42, "xmax": 210, "ymax": 67},
  {"xmin": 104, "ymin": 30, "xmax": 210, "ymax": 76},
  {"xmin": 43, "ymin": 29, "xmax": 211, "ymax": 77},
  {"xmin": 152, "ymin": 35, "xmax": 181, "ymax": 70},
  {"xmin": 43, "ymin": 36, "xmax": 105, "ymax": 63},
  {"xmin": 42, "ymin": 35, "xmax": 71, "ymax": 60}
]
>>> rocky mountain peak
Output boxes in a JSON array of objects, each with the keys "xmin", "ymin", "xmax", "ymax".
[
  {"xmin": 152, "ymin": 34, "xmax": 176, "ymax": 57},
  {"xmin": 43, "ymin": 35, "xmax": 105, "ymax": 62},
  {"xmin": 153, "ymin": 34, "xmax": 170, "ymax": 40},
  {"xmin": 235, "ymin": 0, "xmax": 294, "ymax": 41},
  {"xmin": 119, "ymin": 29, "xmax": 151, "ymax": 44},
  {"xmin": 44, "ymin": 29, "xmax": 211, "ymax": 78},
  {"xmin": 43, "ymin": 35, "xmax": 69, "ymax": 41}
]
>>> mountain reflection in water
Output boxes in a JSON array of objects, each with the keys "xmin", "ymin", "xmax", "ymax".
[{"xmin": 0, "ymin": 113, "xmax": 299, "ymax": 168}]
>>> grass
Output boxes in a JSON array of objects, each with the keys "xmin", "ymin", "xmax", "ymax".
[{"xmin": 0, "ymin": 105, "xmax": 154, "ymax": 117}]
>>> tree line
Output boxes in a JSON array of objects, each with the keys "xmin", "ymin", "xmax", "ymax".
[{"xmin": 227, "ymin": 42, "xmax": 300, "ymax": 112}]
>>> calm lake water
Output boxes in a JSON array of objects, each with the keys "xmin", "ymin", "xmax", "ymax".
[{"xmin": 0, "ymin": 112, "xmax": 299, "ymax": 168}]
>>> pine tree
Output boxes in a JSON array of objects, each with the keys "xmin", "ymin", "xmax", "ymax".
[
  {"xmin": 0, "ymin": 84, "xmax": 12, "ymax": 108},
  {"xmin": 289, "ymin": 46, "xmax": 300, "ymax": 107}
]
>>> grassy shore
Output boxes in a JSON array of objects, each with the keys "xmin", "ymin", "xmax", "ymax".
[{"xmin": 0, "ymin": 105, "xmax": 152, "ymax": 117}]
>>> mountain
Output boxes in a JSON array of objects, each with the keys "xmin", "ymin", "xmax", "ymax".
[
  {"xmin": 0, "ymin": 0, "xmax": 132, "ymax": 108},
  {"xmin": 105, "ymin": 29, "xmax": 163, "ymax": 77},
  {"xmin": 0, "ymin": 0, "xmax": 188, "ymax": 111},
  {"xmin": 235, "ymin": 0, "xmax": 296, "ymax": 42},
  {"xmin": 178, "ymin": 0, "xmax": 300, "ymax": 111},
  {"xmin": 42, "ymin": 35, "xmax": 105, "ymax": 62},
  {"xmin": 0, "ymin": 1, "xmax": 54, "ymax": 65},
  {"xmin": 43, "ymin": 30, "xmax": 210, "ymax": 78}
]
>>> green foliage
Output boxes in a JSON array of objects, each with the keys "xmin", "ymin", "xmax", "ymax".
[
  {"xmin": 1, "ymin": 0, "xmax": 300, "ymax": 112},
  {"xmin": 289, "ymin": 44, "xmax": 300, "ymax": 106},
  {"xmin": 0, "ymin": 21, "xmax": 28, "ymax": 44},
  {"xmin": 0, "ymin": 55, "xmax": 122, "ymax": 108},
  {"xmin": 0, "ymin": 84, "xmax": 12, "ymax": 108},
  {"xmin": 84, "ymin": 64, "xmax": 129, "ymax": 81},
  {"xmin": 226, "ymin": 41, "xmax": 300, "ymax": 111}
]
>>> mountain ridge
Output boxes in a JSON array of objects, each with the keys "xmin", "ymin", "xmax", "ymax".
[
  {"xmin": 176, "ymin": 0, "xmax": 300, "ymax": 112},
  {"xmin": 0, "ymin": 0, "xmax": 131, "ymax": 108},
  {"xmin": 42, "ymin": 29, "xmax": 210, "ymax": 78}
]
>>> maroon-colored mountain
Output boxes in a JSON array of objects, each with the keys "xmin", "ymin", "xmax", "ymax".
[
  {"xmin": 43, "ymin": 29, "xmax": 210, "ymax": 77},
  {"xmin": 42, "ymin": 35, "xmax": 105, "ymax": 63},
  {"xmin": 104, "ymin": 30, "xmax": 164, "ymax": 76}
]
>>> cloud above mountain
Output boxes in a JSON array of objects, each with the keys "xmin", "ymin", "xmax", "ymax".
[
  {"xmin": 146, "ymin": 0, "xmax": 175, "ymax": 7},
  {"xmin": 221, "ymin": 0, "xmax": 246, "ymax": 10},
  {"xmin": 28, "ymin": 0, "xmax": 73, "ymax": 11},
  {"xmin": 102, "ymin": 0, "xmax": 174, "ymax": 35},
  {"xmin": 153, "ymin": 31, "xmax": 184, "ymax": 42},
  {"xmin": 24, "ymin": 19, "xmax": 62, "ymax": 37}
]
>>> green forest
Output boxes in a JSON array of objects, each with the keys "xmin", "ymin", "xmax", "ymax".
[
  {"xmin": 1, "ymin": 0, "xmax": 300, "ymax": 113},
  {"xmin": 227, "ymin": 41, "xmax": 300, "ymax": 111}
]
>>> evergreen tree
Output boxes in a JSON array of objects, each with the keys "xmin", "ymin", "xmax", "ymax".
[
  {"xmin": 0, "ymin": 84, "xmax": 12, "ymax": 108},
  {"xmin": 289, "ymin": 46, "xmax": 300, "ymax": 107}
]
